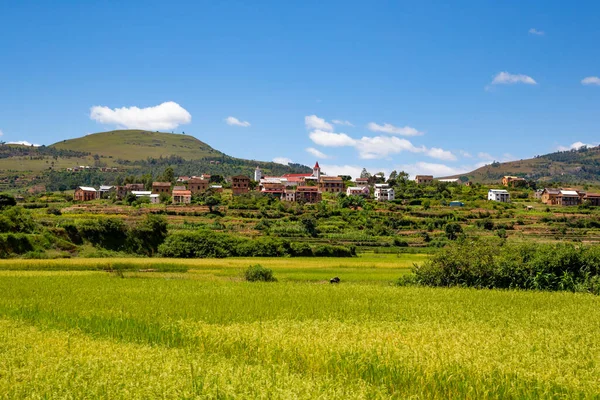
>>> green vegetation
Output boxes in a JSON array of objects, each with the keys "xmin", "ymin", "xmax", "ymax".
[
  {"xmin": 409, "ymin": 238, "xmax": 600, "ymax": 293},
  {"xmin": 244, "ymin": 264, "xmax": 277, "ymax": 282},
  {"xmin": 446, "ymin": 145, "xmax": 600, "ymax": 184},
  {"xmin": 1, "ymin": 267, "xmax": 600, "ymax": 398}
]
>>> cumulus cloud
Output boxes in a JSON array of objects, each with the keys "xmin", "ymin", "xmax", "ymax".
[
  {"xmin": 427, "ymin": 147, "xmax": 457, "ymax": 161},
  {"xmin": 306, "ymin": 147, "xmax": 330, "ymax": 159},
  {"xmin": 7, "ymin": 140, "xmax": 41, "ymax": 147},
  {"xmin": 529, "ymin": 28, "xmax": 544, "ymax": 36},
  {"xmin": 582, "ymin": 77, "xmax": 600, "ymax": 86},
  {"xmin": 225, "ymin": 116, "xmax": 251, "ymax": 127},
  {"xmin": 273, "ymin": 157, "xmax": 293, "ymax": 165},
  {"xmin": 557, "ymin": 141, "xmax": 596, "ymax": 151},
  {"xmin": 90, "ymin": 101, "xmax": 191, "ymax": 131},
  {"xmin": 320, "ymin": 164, "xmax": 386, "ymax": 180},
  {"xmin": 305, "ymin": 115, "xmax": 333, "ymax": 131},
  {"xmin": 396, "ymin": 162, "xmax": 473, "ymax": 179},
  {"xmin": 459, "ymin": 150, "xmax": 472, "ymax": 158},
  {"xmin": 309, "ymin": 130, "xmax": 357, "ymax": 147},
  {"xmin": 367, "ymin": 122, "xmax": 424, "ymax": 136},
  {"xmin": 356, "ymin": 136, "xmax": 425, "ymax": 159},
  {"xmin": 478, "ymin": 152, "xmax": 494, "ymax": 160},
  {"xmin": 332, "ymin": 119, "xmax": 354, "ymax": 127},
  {"xmin": 491, "ymin": 72, "xmax": 537, "ymax": 85}
]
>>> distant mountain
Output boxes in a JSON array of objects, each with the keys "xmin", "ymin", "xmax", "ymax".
[
  {"xmin": 51, "ymin": 130, "xmax": 224, "ymax": 161},
  {"xmin": 0, "ymin": 130, "xmax": 311, "ymax": 190},
  {"xmin": 443, "ymin": 146, "xmax": 600, "ymax": 184}
]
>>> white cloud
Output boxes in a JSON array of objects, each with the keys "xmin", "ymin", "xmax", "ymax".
[
  {"xmin": 320, "ymin": 164, "xmax": 387, "ymax": 180},
  {"xmin": 427, "ymin": 147, "xmax": 457, "ymax": 161},
  {"xmin": 459, "ymin": 150, "xmax": 472, "ymax": 158},
  {"xmin": 309, "ymin": 130, "xmax": 357, "ymax": 147},
  {"xmin": 491, "ymin": 72, "xmax": 537, "ymax": 85},
  {"xmin": 582, "ymin": 77, "xmax": 600, "ymax": 86},
  {"xmin": 305, "ymin": 115, "xmax": 333, "ymax": 132},
  {"xmin": 396, "ymin": 162, "xmax": 472, "ymax": 179},
  {"xmin": 225, "ymin": 116, "xmax": 251, "ymax": 127},
  {"xmin": 332, "ymin": 119, "xmax": 354, "ymax": 127},
  {"xmin": 557, "ymin": 141, "xmax": 596, "ymax": 151},
  {"xmin": 367, "ymin": 122, "xmax": 424, "ymax": 136},
  {"xmin": 90, "ymin": 101, "xmax": 191, "ymax": 130},
  {"xmin": 356, "ymin": 136, "xmax": 425, "ymax": 159},
  {"xmin": 529, "ymin": 28, "xmax": 544, "ymax": 36},
  {"xmin": 0, "ymin": 129, "xmax": 3, "ymax": 137},
  {"xmin": 7, "ymin": 141, "xmax": 41, "ymax": 147},
  {"xmin": 305, "ymin": 147, "xmax": 330, "ymax": 159},
  {"xmin": 273, "ymin": 157, "xmax": 293, "ymax": 165},
  {"xmin": 478, "ymin": 152, "xmax": 494, "ymax": 160}
]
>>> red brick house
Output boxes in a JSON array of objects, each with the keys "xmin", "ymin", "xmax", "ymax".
[
  {"xmin": 74, "ymin": 186, "xmax": 97, "ymax": 201},
  {"xmin": 231, "ymin": 175, "xmax": 250, "ymax": 195},
  {"xmin": 296, "ymin": 186, "xmax": 322, "ymax": 203},
  {"xmin": 152, "ymin": 182, "xmax": 171, "ymax": 195},
  {"xmin": 188, "ymin": 177, "xmax": 209, "ymax": 194}
]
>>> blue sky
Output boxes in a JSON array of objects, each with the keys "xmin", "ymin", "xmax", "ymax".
[{"xmin": 1, "ymin": 0, "xmax": 599, "ymax": 178}]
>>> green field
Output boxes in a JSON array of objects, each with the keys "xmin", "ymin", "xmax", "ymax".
[{"xmin": 1, "ymin": 255, "xmax": 599, "ymax": 398}]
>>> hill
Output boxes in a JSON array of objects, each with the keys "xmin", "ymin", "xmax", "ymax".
[
  {"xmin": 0, "ymin": 130, "xmax": 311, "ymax": 191},
  {"xmin": 444, "ymin": 146, "xmax": 600, "ymax": 184},
  {"xmin": 51, "ymin": 130, "xmax": 223, "ymax": 161}
]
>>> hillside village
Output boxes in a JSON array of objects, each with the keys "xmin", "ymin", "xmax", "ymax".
[{"xmin": 70, "ymin": 160, "xmax": 600, "ymax": 209}]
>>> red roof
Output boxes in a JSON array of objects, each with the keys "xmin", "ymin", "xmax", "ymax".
[
  {"xmin": 282, "ymin": 173, "xmax": 313, "ymax": 178},
  {"xmin": 314, "ymin": 161, "xmax": 320, "ymax": 169}
]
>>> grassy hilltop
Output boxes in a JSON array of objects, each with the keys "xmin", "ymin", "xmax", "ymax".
[
  {"xmin": 443, "ymin": 146, "xmax": 600, "ymax": 184},
  {"xmin": 51, "ymin": 130, "xmax": 224, "ymax": 161}
]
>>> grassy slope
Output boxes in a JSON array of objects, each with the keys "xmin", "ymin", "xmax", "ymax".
[
  {"xmin": 51, "ymin": 130, "xmax": 224, "ymax": 161},
  {"xmin": 1, "ymin": 267, "xmax": 599, "ymax": 398},
  {"xmin": 442, "ymin": 146, "xmax": 600, "ymax": 183}
]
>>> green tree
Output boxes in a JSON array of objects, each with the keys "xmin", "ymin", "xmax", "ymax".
[
  {"xmin": 445, "ymin": 222, "xmax": 463, "ymax": 240},
  {"xmin": 204, "ymin": 195, "xmax": 221, "ymax": 213}
]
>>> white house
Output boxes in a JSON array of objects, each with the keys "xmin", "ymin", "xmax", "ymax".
[
  {"xmin": 346, "ymin": 186, "xmax": 370, "ymax": 197},
  {"xmin": 374, "ymin": 184, "xmax": 395, "ymax": 201},
  {"xmin": 488, "ymin": 189, "xmax": 510, "ymax": 203},
  {"xmin": 131, "ymin": 191, "xmax": 160, "ymax": 204}
]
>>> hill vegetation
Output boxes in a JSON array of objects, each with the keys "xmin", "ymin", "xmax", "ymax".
[
  {"xmin": 51, "ymin": 130, "xmax": 224, "ymax": 161},
  {"xmin": 448, "ymin": 146, "xmax": 600, "ymax": 184}
]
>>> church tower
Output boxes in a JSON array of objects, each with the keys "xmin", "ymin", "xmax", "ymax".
[
  {"xmin": 313, "ymin": 161, "xmax": 321, "ymax": 180},
  {"xmin": 254, "ymin": 166, "xmax": 262, "ymax": 182}
]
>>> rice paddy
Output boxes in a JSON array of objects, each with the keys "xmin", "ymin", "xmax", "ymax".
[{"xmin": 1, "ymin": 255, "xmax": 599, "ymax": 398}]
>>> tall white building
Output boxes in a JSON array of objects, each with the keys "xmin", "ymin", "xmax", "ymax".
[
  {"xmin": 488, "ymin": 189, "xmax": 510, "ymax": 203},
  {"xmin": 254, "ymin": 166, "xmax": 262, "ymax": 182},
  {"xmin": 374, "ymin": 184, "xmax": 395, "ymax": 201}
]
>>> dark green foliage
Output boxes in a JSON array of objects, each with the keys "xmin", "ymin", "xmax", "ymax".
[
  {"xmin": 444, "ymin": 222, "xmax": 463, "ymax": 240},
  {"xmin": 158, "ymin": 230, "xmax": 354, "ymax": 258},
  {"xmin": 412, "ymin": 239, "xmax": 600, "ymax": 293},
  {"xmin": 313, "ymin": 245, "xmax": 354, "ymax": 257},
  {"xmin": 393, "ymin": 237, "xmax": 409, "ymax": 247},
  {"xmin": 0, "ymin": 233, "xmax": 35, "ymax": 257},
  {"xmin": 244, "ymin": 264, "xmax": 277, "ymax": 282},
  {"xmin": 127, "ymin": 215, "xmax": 168, "ymax": 256},
  {"xmin": 0, "ymin": 193, "xmax": 16, "ymax": 209},
  {"xmin": 0, "ymin": 207, "xmax": 37, "ymax": 233},
  {"xmin": 78, "ymin": 218, "xmax": 128, "ymax": 251}
]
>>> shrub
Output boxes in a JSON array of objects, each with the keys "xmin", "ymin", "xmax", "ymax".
[
  {"xmin": 444, "ymin": 222, "xmax": 463, "ymax": 240},
  {"xmin": 244, "ymin": 264, "xmax": 277, "ymax": 282},
  {"xmin": 0, "ymin": 233, "xmax": 35, "ymax": 258},
  {"xmin": 393, "ymin": 237, "xmax": 409, "ymax": 247},
  {"xmin": 412, "ymin": 239, "xmax": 600, "ymax": 293}
]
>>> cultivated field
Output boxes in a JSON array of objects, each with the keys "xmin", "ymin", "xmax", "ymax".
[{"xmin": 1, "ymin": 256, "xmax": 599, "ymax": 399}]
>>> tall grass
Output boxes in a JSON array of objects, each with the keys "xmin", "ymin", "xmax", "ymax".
[{"xmin": 0, "ymin": 272, "xmax": 599, "ymax": 398}]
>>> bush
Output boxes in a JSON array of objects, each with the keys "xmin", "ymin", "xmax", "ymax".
[
  {"xmin": 0, "ymin": 233, "xmax": 35, "ymax": 258},
  {"xmin": 412, "ymin": 239, "xmax": 600, "ymax": 293},
  {"xmin": 244, "ymin": 264, "xmax": 277, "ymax": 282},
  {"xmin": 393, "ymin": 237, "xmax": 409, "ymax": 247}
]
